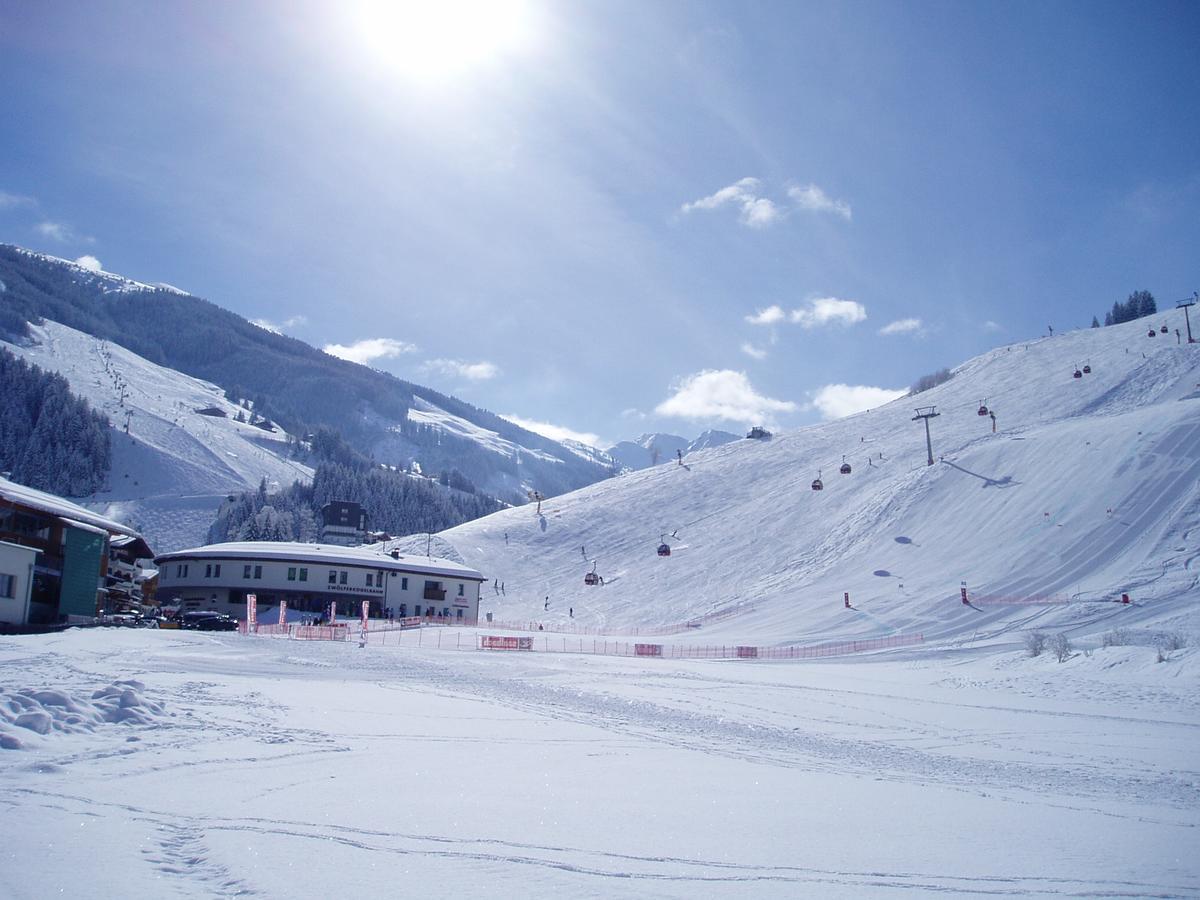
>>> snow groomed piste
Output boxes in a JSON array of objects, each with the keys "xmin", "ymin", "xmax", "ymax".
[{"xmin": 435, "ymin": 312, "xmax": 1198, "ymax": 653}]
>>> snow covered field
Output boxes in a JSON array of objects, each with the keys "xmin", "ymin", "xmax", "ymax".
[
  {"xmin": 0, "ymin": 628, "xmax": 1196, "ymax": 897},
  {"xmin": 2, "ymin": 317, "xmax": 1196, "ymax": 896}
]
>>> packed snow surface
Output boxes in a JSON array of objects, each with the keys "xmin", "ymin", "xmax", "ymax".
[{"xmin": 0, "ymin": 629, "xmax": 1195, "ymax": 897}]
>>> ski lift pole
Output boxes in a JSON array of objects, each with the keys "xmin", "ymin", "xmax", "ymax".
[
  {"xmin": 1178, "ymin": 294, "xmax": 1197, "ymax": 344},
  {"xmin": 912, "ymin": 406, "xmax": 940, "ymax": 466}
]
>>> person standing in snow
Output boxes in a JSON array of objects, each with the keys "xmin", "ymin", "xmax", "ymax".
[
  {"xmin": 569, "ymin": 607, "xmax": 574, "ymax": 618},
  {"xmin": 544, "ymin": 596, "xmax": 549, "ymax": 610}
]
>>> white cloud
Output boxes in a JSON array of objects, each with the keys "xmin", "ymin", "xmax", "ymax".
[
  {"xmin": 740, "ymin": 342, "xmax": 768, "ymax": 360},
  {"xmin": 879, "ymin": 317, "xmax": 923, "ymax": 336},
  {"xmin": 424, "ymin": 358, "xmax": 500, "ymax": 380},
  {"xmin": 745, "ymin": 305, "xmax": 786, "ymax": 326},
  {"xmin": 681, "ymin": 177, "xmax": 781, "ymax": 229},
  {"xmin": 323, "ymin": 337, "xmax": 417, "ymax": 364},
  {"xmin": 983, "ymin": 320, "xmax": 1002, "ymax": 332},
  {"xmin": 74, "ymin": 255, "xmax": 102, "ymax": 273},
  {"xmin": 656, "ymin": 370, "xmax": 796, "ymax": 424},
  {"xmin": 0, "ymin": 191, "xmax": 36, "ymax": 209},
  {"xmin": 620, "ymin": 407, "xmax": 646, "ymax": 420},
  {"xmin": 36, "ymin": 221, "xmax": 74, "ymax": 242},
  {"xmin": 810, "ymin": 384, "xmax": 907, "ymax": 420},
  {"xmin": 503, "ymin": 414, "xmax": 600, "ymax": 447},
  {"xmin": 790, "ymin": 297, "xmax": 867, "ymax": 328},
  {"xmin": 787, "ymin": 183, "xmax": 852, "ymax": 220}
]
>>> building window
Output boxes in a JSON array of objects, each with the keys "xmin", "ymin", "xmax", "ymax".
[
  {"xmin": 401, "ymin": 577, "xmax": 408, "ymax": 590},
  {"xmin": 254, "ymin": 565, "xmax": 262, "ymax": 579},
  {"xmin": 366, "ymin": 573, "xmax": 373, "ymax": 587},
  {"xmin": 175, "ymin": 564, "xmax": 189, "ymax": 578},
  {"xmin": 214, "ymin": 564, "xmax": 221, "ymax": 577},
  {"xmin": 205, "ymin": 564, "xmax": 212, "ymax": 578},
  {"xmin": 299, "ymin": 568, "xmax": 308, "ymax": 582},
  {"xmin": 339, "ymin": 571, "xmax": 348, "ymax": 585},
  {"xmin": 288, "ymin": 567, "xmax": 297, "ymax": 581},
  {"xmin": 328, "ymin": 569, "xmax": 337, "ymax": 585},
  {"xmin": 457, "ymin": 583, "xmax": 464, "ymax": 596},
  {"xmin": 399, "ymin": 603, "xmax": 406, "ymax": 617},
  {"xmin": 0, "ymin": 573, "xmax": 14, "ymax": 599},
  {"xmin": 244, "ymin": 565, "xmax": 252, "ymax": 579}
]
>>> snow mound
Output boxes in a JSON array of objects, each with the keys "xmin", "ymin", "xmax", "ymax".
[{"xmin": 0, "ymin": 679, "xmax": 166, "ymax": 750}]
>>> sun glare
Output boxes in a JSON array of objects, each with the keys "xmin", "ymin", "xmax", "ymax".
[{"xmin": 350, "ymin": 0, "xmax": 538, "ymax": 84}]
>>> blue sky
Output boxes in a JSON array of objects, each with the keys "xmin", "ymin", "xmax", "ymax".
[{"xmin": 2, "ymin": 0, "xmax": 1197, "ymax": 447}]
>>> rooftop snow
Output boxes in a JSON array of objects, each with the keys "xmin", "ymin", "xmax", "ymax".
[{"xmin": 155, "ymin": 541, "xmax": 484, "ymax": 580}]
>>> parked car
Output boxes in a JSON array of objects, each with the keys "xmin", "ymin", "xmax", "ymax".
[
  {"xmin": 194, "ymin": 613, "xmax": 238, "ymax": 632},
  {"xmin": 179, "ymin": 611, "xmax": 234, "ymax": 630}
]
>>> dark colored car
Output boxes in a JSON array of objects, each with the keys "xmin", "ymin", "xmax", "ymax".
[
  {"xmin": 179, "ymin": 611, "xmax": 238, "ymax": 631},
  {"xmin": 195, "ymin": 614, "xmax": 238, "ymax": 631}
]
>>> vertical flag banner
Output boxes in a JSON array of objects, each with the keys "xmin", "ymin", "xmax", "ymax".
[
  {"xmin": 361, "ymin": 600, "xmax": 369, "ymax": 631},
  {"xmin": 278, "ymin": 599, "xmax": 287, "ymax": 626},
  {"xmin": 247, "ymin": 593, "xmax": 257, "ymax": 630}
]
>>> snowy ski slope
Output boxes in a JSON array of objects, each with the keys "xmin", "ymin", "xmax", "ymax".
[
  {"xmin": 2, "ymin": 320, "xmax": 313, "ymax": 551},
  {"xmin": 443, "ymin": 314, "xmax": 1200, "ymax": 646}
]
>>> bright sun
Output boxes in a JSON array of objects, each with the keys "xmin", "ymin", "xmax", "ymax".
[{"xmin": 349, "ymin": 0, "xmax": 538, "ymax": 83}]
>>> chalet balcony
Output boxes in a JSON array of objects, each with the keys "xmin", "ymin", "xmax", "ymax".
[{"xmin": 423, "ymin": 587, "xmax": 446, "ymax": 601}]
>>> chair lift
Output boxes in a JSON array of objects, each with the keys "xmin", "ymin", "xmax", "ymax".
[
  {"xmin": 584, "ymin": 560, "xmax": 599, "ymax": 586},
  {"xmin": 839, "ymin": 455, "xmax": 851, "ymax": 475},
  {"xmin": 977, "ymin": 399, "xmax": 989, "ymax": 416},
  {"xmin": 811, "ymin": 469, "xmax": 824, "ymax": 491},
  {"xmin": 1160, "ymin": 324, "xmax": 1169, "ymax": 334},
  {"xmin": 657, "ymin": 534, "xmax": 671, "ymax": 557},
  {"xmin": 1082, "ymin": 362, "xmax": 1091, "ymax": 374}
]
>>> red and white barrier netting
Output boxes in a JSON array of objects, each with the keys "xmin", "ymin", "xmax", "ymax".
[
  {"xmin": 483, "ymin": 600, "xmax": 755, "ymax": 637},
  {"xmin": 475, "ymin": 631, "xmax": 924, "ymax": 659},
  {"xmin": 971, "ymin": 595, "xmax": 1071, "ymax": 605}
]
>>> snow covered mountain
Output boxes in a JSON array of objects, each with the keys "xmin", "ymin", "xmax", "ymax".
[
  {"xmin": 0, "ymin": 244, "xmax": 614, "ymax": 520},
  {"xmin": 605, "ymin": 430, "xmax": 739, "ymax": 472},
  {"xmin": 439, "ymin": 314, "xmax": 1200, "ymax": 646},
  {"xmin": 1, "ymin": 319, "xmax": 313, "ymax": 552}
]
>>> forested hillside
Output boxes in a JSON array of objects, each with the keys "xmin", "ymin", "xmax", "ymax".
[
  {"xmin": 0, "ymin": 245, "xmax": 611, "ymax": 503},
  {"xmin": 0, "ymin": 347, "xmax": 111, "ymax": 497},
  {"xmin": 207, "ymin": 463, "xmax": 501, "ymax": 545}
]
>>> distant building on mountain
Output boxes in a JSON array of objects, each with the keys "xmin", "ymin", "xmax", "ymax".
[{"xmin": 320, "ymin": 500, "xmax": 368, "ymax": 546}]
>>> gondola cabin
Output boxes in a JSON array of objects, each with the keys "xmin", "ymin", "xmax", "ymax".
[
  {"xmin": 1161, "ymin": 324, "xmax": 1169, "ymax": 334},
  {"xmin": 1148, "ymin": 328, "xmax": 1157, "ymax": 337},
  {"xmin": 584, "ymin": 572, "xmax": 599, "ymax": 586},
  {"xmin": 839, "ymin": 455, "xmax": 851, "ymax": 475},
  {"xmin": 977, "ymin": 402, "xmax": 989, "ymax": 416},
  {"xmin": 657, "ymin": 543, "xmax": 671, "ymax": 557},
  {"xmin": 1082, "ymin": 364, "xmax": 1091, "ymax": 374},
  {"xmin": 1073, "ymin": 368, "xmax": 1083, "ymax": 379},
  {"xmin": 811, "ymin": 470, "xmax": 824, "ymax": 491}
]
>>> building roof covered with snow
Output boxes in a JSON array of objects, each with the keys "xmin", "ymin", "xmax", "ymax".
[
  {"xmin": 0, "ymin": 476, "xmax": 139, "ymax": 539},
  {"xmin": 155, "ymin": 541, "xmax": 484, "ymax": 581}
]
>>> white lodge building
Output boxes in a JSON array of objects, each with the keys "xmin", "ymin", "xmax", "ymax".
[{"xmin": 154, "ymin": 542, "xmax": 484, "ymax": 624}]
